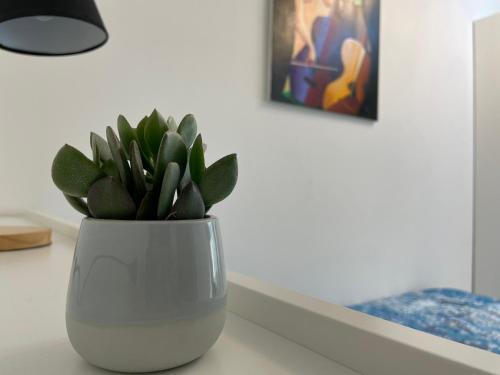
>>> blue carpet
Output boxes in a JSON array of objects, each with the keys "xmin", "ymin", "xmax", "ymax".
[{"xmin": 349, "ymin": 288, "xmax": 500, "ymax": 354}]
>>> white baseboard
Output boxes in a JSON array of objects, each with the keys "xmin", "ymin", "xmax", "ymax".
[{"xmin": 24, "ymin": 210, "xmax": 79, "ymax": 239}]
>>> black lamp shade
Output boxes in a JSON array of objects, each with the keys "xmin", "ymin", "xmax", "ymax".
[{"xmin": 0, "ymin": 0, "xmax": 108, "ymax": 56}]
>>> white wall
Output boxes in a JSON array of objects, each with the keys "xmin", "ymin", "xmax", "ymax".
[
  {"xmin": 1, "ymin": 0, "xmax": 500, "ymax": 305},
  {"xmin": 474, "ymin": 13, "xmax": 500, "ymax": 299}
]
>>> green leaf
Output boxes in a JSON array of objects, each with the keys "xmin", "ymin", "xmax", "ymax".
[
  {"xmin": 136, "ymin": 116, "xmax": 152, "ymax": 157},
  {"xmin": 145, "ymin": 109, "xmax": 168, "ymax": 157},
  {"xmin": 91, "ymin": 138, "xmax": 100, "ymax": 165},
  {"xmin": 199, "ymin": 154, "xmax": 238, "ymax": 207},
  {"xmin": 87, "ymin": 177, "xmax": 136, "ymax": 220},
  {"xmin": 190, "ymin": 134, "xmax": 205, "ymax": 185},
  {"xmin": 106, "ymin": 126, "xmax": 132, "ymax": 190},
  {"xmin": 177, "ymin": 114, "xmax": 197, "ymax": 147},
  {"xmin": 64, "ymin": 194, "xmax": 90, "ymax": 216},
  {"xmin": 136, "ymin": 191, "xmax": 157, "ymax": 220},
  {"xmin": 101, "ymin": 159, "xmax": 120, "ymax": 180},
  {"xmin": 52, "ymin": 144, "xmax": 104, "ymax": 197},
  {"xmin": 154, "ymin": 132, "xmax": 187, "ymax": 190},
  {"xmin": 170, "ymin": 182, "xmax": 205, "ymax": 220},
  {"xmin": 136, "ymin": 117, "xmax": 155, "ymax": 173},
  {"xmin": 166, "ymin": 116, "xmax": 178, "ymax": 132},
  {"xmin": 157, "ymin": 162, "xmax": 180, "ymax": 219},
  {"xmin": 90, "ymin": 132, "xmax": 112, "ymax": 163},
  {"xmin": 179, "ymin": 161, "xmax": 191, "ymax": 191},
  {"xmin": 130, "ymin": 141, "xmax": 147, "ymax": 202},
  {"xmin": 117, "ymin": 115, "xmax": 137, "ymax": 159}
]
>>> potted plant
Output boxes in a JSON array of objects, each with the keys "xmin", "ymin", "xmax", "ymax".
[{"xmin": 51, "ymin": 109, "xmax": 238, "ymax": 373}]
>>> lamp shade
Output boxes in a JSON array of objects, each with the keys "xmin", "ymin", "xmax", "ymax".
[{"xmin": 0, "ymin": 0, "xmax": 108, "ymax": 56}]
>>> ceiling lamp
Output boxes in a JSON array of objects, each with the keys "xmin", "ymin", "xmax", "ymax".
[{"xmin": 0, "ymin": 0, "xmax": 108, "ymax": 56}]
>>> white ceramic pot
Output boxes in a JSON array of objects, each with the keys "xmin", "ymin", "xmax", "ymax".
[{"xmin": 66, "ymin": 217, "xmax": 226, "ymax": 373}]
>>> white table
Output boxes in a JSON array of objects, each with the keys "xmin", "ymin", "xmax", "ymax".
[
  {"xmin": 3, "ymin": 213, "xmax": 500, "ymax": 375},
  {"xmin": 0, "ymin": 216, "xmax": 357, "ymax": 375}
]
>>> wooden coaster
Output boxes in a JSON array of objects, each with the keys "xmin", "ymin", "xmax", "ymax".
[{"xmin": 0, "ymin": 226, "xmax": 52, "ymax": 251}]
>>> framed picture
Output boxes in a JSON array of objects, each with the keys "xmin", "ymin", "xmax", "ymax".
[{"xmin": 270, "ymin": 0, "xmax": 380, "ymax": 120}]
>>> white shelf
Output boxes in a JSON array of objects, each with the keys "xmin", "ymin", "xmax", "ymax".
[
  {"xmin": 1, "ymin": 212, "xmax": 499, "ymax": 375},
  {"xmin": 0, "ymin": 215, "xmax": 356, "ymax": 375}
]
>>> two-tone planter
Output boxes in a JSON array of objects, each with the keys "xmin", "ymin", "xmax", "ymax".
[{"xmin": 66, "ymin": 217, "xmax": 226, "ymax": 373}]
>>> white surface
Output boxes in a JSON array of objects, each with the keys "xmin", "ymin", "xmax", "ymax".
[
  {"xmin": 2, "ymin": 1, "xmax": 500, "ymax": 305},
  {"xmin": 4, "ymin": 213, "xmax": 500, "ymax": 375},
  {"xmin": 0, "ymin": 216, "xmax": 357, "ymax": 375},
  {"xmin": 229, "ymin": 272, "xmax": 500, "ymax": 375},
  {"xmin": 474, "ymin": 13, "xmax": 500, "ymax": 299}
]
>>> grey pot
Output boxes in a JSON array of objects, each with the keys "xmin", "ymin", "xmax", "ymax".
[{"xmin": 66, "ymin": 217, "xmax": 227, "ymax": 373}]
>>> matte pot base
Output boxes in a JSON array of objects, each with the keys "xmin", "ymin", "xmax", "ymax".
[{"xmin": 66, "ymin": 309, "xmax": 226, "ymax": 373}]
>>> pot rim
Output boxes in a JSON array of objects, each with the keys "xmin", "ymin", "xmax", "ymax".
[{"xmin": 81, "ymin": 215, "xmax": 218, "ymax": 225}]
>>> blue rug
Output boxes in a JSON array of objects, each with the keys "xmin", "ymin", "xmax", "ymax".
[{"xmin": 349, "ymin": 288, "xmax": 500, "ymax": 354}]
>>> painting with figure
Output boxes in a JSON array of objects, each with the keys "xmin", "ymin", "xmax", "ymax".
[{"xmin": 271, "ymin": 0, "xmax": 380, "ymax": 120}]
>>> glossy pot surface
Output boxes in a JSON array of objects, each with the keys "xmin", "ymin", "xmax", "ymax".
[{"xmin": 66, "ymin": 217, "xmax": 226, "ymax": 373}]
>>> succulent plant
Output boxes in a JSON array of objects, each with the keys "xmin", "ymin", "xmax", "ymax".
[{"xmin": 52, "ymin": 109, "xmax": 238, "ymax": 220}]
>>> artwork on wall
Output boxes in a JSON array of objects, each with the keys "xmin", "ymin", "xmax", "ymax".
[{"xmin": 271, "ymin": 0, "xmax": 380, "ymax": 120}]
